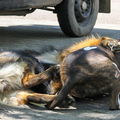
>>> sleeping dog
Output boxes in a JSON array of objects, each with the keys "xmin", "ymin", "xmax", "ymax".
[
  {"xmin": 0, "ymin": 49, "xmax": 59, "ymax": 105},
  {"xmin": 0, "ymin": 36, "xmax": 120, "ymax": 109}
]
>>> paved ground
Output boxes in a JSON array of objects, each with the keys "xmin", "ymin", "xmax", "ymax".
[{"xmin": 0, "ymin": 0, "xmax": 120, "ymax": 120}]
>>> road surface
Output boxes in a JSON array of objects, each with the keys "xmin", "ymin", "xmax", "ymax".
[{"xmin": 0, "ymin": 0, "xmax": 120, "ymax": 120}]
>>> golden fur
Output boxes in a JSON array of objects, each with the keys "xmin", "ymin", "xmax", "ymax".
[{"xmin": 57, "ymin": 36, "xmax": 111, "ymax": 62}]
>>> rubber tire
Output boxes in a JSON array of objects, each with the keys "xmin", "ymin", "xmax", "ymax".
[{"xmin": 56, "ymin": 0, "xmax": 99, "ymax": 37}]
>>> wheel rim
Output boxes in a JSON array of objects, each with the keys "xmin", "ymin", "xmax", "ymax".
[{"xmin": 75, "ymin": 0, "xmax": 92, "ymax": 23}]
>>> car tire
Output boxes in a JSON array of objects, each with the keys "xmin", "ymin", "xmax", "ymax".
[{"xmin": 56, "ymin": 0, "xmax": 99, "ymax": 37}]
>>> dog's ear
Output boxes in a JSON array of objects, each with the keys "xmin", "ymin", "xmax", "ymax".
[
  {"xmin": 100, "ymin": 37, "xmax": 111, "ymax": 47},
  {"xmin": 101, "ymin": 37, "xmax": 110, "ymax": 40}
]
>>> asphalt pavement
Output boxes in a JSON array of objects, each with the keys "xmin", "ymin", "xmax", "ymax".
[{"xmin": 0, "ymin": 0, "xmax": 120, "ymax": 120}]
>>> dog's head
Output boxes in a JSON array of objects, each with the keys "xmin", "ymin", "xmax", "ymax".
[
  {"xmin": 108, "ymin": 39, "xmax": 120, "ymax": 51},
  {"xmin": 101, "ymin": 37, "xmax": 120, "ymax": 52}
]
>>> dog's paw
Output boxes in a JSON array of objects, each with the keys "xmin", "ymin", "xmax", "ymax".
[
  {"xmin": 45, "ymin": 95, "xmax": 75, "ymax": 109},
  {"xmin": 58, "ymin": 96, "xmax": 75, "ymax": 108}
]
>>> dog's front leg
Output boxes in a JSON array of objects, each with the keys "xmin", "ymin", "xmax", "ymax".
[{"xmin": 22, "ymin": 65, "xmax": 59, "ymax": 88}]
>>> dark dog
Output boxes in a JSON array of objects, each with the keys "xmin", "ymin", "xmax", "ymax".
[{"xmin": 46, "ymin": 38, "xmax": 120, "ymax": 110}]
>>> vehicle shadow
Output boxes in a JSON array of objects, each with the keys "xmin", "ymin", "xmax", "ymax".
[
  {"xmin": 0, "ymin": 24, "xmax": 119, "ymax": 50},
  {"xmin": 0, "ymin": 24, "xmax": 65, "ymax": 38},
  {"xmin": 0, "ymin": 24, "xmax": 120, "ymax": 39}
]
